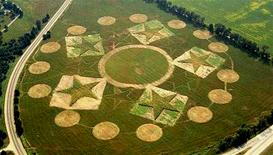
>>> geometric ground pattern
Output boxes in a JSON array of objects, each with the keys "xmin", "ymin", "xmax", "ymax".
[
  {"xmin": 130, "ymin": 85, "xmax": 188, "ymax": 126},
  {"xmin": 173, "ymin": 47, "xmax": 225, "ymax": 78},
  {"xmin": 65, "ymin": 34, "xmax": 105, "ymax": 58},
  {"xmin": 50, "ymin": 75, "xmax": 106, "ymax": 110},
  {"xmin": 128, "ymin": 20, "xmax": 174, "ymax": 45}
]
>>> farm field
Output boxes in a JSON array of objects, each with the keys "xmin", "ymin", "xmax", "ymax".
[
  {"xmin": 169, "ymin": 0, "xmax": 273, "ymax": 54},
  {"xmin": 16, "ymin": 0, "xmax": 273, "ymax": 154},
  {"xmin": 2, "ymin": 0, "xmax": 64, "ymax": 41}
]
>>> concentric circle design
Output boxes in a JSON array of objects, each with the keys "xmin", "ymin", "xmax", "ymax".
[
  {"xmin": 92, "ymin": 121, "xmax": 120, "ymax": 140},
  {"xmin": 208, "ymin": 89, "xmax": 232, "ymax": 104},
  {"xmin": 98, "ymin": 45, "xmax": 174, "ymax": 89},
  {"xmin": 129, "ymin": 14, "xmax": 148, "ymax": 23},
  {"xmin": 136, "ymin": 124, "xmax": 163, "ymax": 142},
  {"xmin": 28, "ymin": 84, "xmax": 51, "ymax": 98},
  {"xmin": 28, "ymin": 61, "xmax": 50, "ymax": 74},
  {"xmin": 187, "ymin": 106, "xmax": 213, "ymax": 123},
  {"xmin": 54, "ymin": 110, "xmax": 81, "ymax": 127}
]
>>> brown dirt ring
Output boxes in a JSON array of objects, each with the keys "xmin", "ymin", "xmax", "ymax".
[
  {"xmin": 54, "ymin": 110, "xmax": 80, "ymax": 127},
  {"xmin": 136, "ymin": 124, "xmax": 163, "ymax": 142},
  {"xmin": 28, "ymin": 61, "xmax": 50, "ymax": 74},
  {"xmin": 208, "ymin": 89, "xmax": 232, "ymax": 104},
  {"xmin": 67, "ymin": 25, "xmax": 87, "ymax": 35},
  {"xmin": 208, "ymin": 42, "xmax": 229, "ymax": 53},
  {"xmin": 217, "ymin": 69, "xmax": 240, "ymax": 83},
  {"xmin": 129, "ymin": 14, "xmax": 148, "ymax": 23},
  {"xmin": 167, "ymin": 19, "xmax": 186, "ymax": 29},
  {"xmin": 92, "ymin": 121, "xmax": 120, "ymax": 140},
  {"xmin": 187, "ymin": 106, "xmax": 213, "ymax": 123},
  {"xmin": 28, "ymin": 84, "xmax": 51, "ymax": 98},
  {"xmin": 97, "ymin": 16, "xmax": 116, "ymax": 26},
  {"xmin": 40, "ymin": 42, "xmax": 61, "ymax": 54},
  {"xmin": 193, "ymin": 30, "xmax": 212, "ymax": 40}
]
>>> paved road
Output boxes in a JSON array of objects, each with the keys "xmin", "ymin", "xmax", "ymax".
[
  {"xmin": 3, "ymin": 0, "xmax": 72, "ymax": 154},
  {"xmin": 1, "ymin": 15, "xmax": 19, "ymax": 33}
]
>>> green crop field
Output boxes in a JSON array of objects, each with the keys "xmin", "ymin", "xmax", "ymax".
[
  {"xmin": 17, "ymin": 0, "xmax": 273, "ymax": 154},
  {"xmin": 169, "ymin": 0, "xmax": 273, "ymax": 54}
]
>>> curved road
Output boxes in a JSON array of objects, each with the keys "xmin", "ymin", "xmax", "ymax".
[{"xmin": 4, "ymin": 0, "xmax": 72, "ymax": 154}]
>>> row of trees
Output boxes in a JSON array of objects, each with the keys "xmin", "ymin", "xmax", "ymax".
[
  {"xmin": 143, "ymin": 0, "xmax": 272, "ymax": 64},
  {"xmin": 216, "ymin": 110, "xmax": 273, "ymax": 153},
  {"xmin": 0, "ymin": 14, "xmax": 50, "ymax": 146},
  {"xmin": 14, "ymin": 90, "xmax": 23, "ymax": 136}
]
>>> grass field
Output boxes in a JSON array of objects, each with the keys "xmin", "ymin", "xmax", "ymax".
[
  {"xmin": 169, "ymin": 0, "xmax": 273, "ymax": 54},
  {"xmin": 17, "ymin": 0, "xmax": 273, "ymax": 154},
  {"xmin": 2, "ymin": 0, "xmax": 64, "ymax": 41}
]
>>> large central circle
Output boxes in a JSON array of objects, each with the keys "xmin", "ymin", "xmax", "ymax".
[{"xmin": 98, "ymin": 45, "xmax": 174, "ymax": 89}]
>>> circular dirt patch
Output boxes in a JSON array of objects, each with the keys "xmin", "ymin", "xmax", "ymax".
[
  {"xmin": 167, "ymin": 19, "xmax": 186, "ymax": 29},
  {"xmin": 208, "ymin": 42, "xmax": 229, "ymax": 53},
  {"xmin": 54, "ymin": 110, "xmax": 80, "ymax": 127},
  {"xmin": 193, "ymin": 30, "xmax": 212, "ymax": 40},
  {"xmin": 28, "ymin": 84, "xmax": 51, "ymax": 98},
  {"xmin": 92, "ymin": 121, "xmax": 120, "ymax": 140},
  {"xmin": 67, "ymin": 25, "xmax": 87, "ymax": 35},
  {"xmin": 187, "ymin": 106, "xmax": 213, "ymax": 123},
  {"xmin": 28, "ymin": 61, "xmax": 50, "ymax": 74},
  {"xmin": 208, "ymin": 89, "xmax": 232, "ymax": 104},
  {"xmin": 217, "ymin": 69, "xmax": 240, "ymax": 83},
  {"xmin": 136, "ymin": 124, "xmax": 162, "ymax": 142},
  {"xmin": 97, "ymin": 16, "xmax": 116, "ymax": 26},
  {"xmin": 40, "ymin": 42, "xmax": 61, "ymax": 54},
  {"xmin": 129, "ymin": 14, "xmax": 148, "ymax": 23},
  {"xmin": 98, "ymin": 45, "xmax": 174, "ymax": 89}
]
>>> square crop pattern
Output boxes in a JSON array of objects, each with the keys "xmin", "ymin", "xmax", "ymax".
[
  {"xmin": 128, "ymin": 20, "xmax": 174, "ymax": 45},
  {"xmin": 65, "ymin": 34, "xmax": 105, "ymax": 58},
  {"xmin": 130, "ymin": 86, "xmax": 188, "ymax": 126},
  {"xmin": 173, "ymin": 47, "xmax": 225, "ymax": 78}
]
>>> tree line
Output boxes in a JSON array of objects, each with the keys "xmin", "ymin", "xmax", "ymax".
[
  {"xmin": 143, "ymin": 0, "xmax": 272, "ymax": 64},
  {"xmin": 0, "ymin": 14, "xmax": 50, "ymax": 146},
  {"xmin": 1, "ymin": 0, "xmax": 23, "ymax": 19}
]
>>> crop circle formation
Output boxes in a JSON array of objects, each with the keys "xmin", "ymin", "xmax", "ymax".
[
  {"xmin": 97, "ymin": 16, "xmax": 116, "ymax": 26},
  {"xmin": 28, "ymin": 61, "xmax": 50, "ymax": 74},
  {"xmin": 129, "ymin": 14, "xmax": 148, "ymax": 23},
  {"xmin": 208, "ymin": 42, "xmax": 229, "ymax": 53},
  {"xmin": 217, "ymin": 69, "xmax": 240, "ymax": 83},
  {"xmin": 92, "ymin": 121, "xmax": 120, "ymax": 140},
  {"xmin": 167, "ymin": 19, "xmax": 186, "ymax": 29},
  {"xmin": 40, "ymin": 42, "xmax": 61, "ymax": 54},
  {"xmin": 28, "ymin": 84, "xmax": 52, "ymax": 98},
  {"xmin": 187, "ymin": 106, "xmax": 213, "ymax": 123},
  {"xmin": 208, "ymin": 89, "xmax": 232, "ymax": 104},
  {"xmin": 54, "ymin": 110, "xmax": 81, "ymax": 127},
  {"xmin": 98, "ymin": 45, "xmax": 174, "ymax": 89},
  {"xmin": 136, "ymin": 124, "xmax": 163, "ymax": 142},
  {"xmin": 67, "ymin": 25, "xmax": 87, "ymax": 35}
]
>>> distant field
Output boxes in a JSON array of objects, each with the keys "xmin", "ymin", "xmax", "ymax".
[
  {"xmin": 169, "ymin": 0, "xmax": 273, "ymax": 54},
  {"xmin": 2, "ymin": 0, "xmax": 64, "ymax": 41}
]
